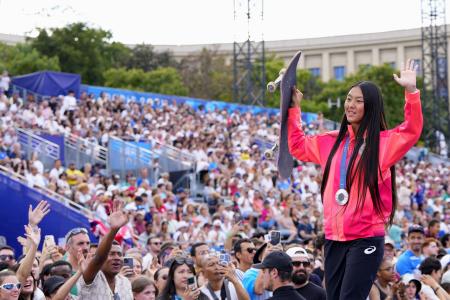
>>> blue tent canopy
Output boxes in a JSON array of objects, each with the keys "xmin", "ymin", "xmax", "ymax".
[{"xmin": 12, "ymin": 70, "xmax": 81, "ymax": 97}]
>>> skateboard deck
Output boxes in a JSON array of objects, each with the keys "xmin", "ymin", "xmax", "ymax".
[{"xmin": 277, "ymin": 50, "xmax": 302, "ymax": 179}]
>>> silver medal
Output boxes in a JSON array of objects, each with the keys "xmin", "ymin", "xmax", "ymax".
[{"xmin": 335, "ymin": 188, "xmax": 349, "ymax": 205}]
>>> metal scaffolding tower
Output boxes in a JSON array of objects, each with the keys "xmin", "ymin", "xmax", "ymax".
[
  {"xmin": 421, "ymin": 0, "xmax": 450, "ymax": 157},
  {"xmin": 232, "ymin": 0, "xmax": 266, "ymax": 106}
]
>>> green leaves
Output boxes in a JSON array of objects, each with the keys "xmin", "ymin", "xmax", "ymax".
[
  {"xmin": 103, "ymin": 67, "xmax": 188, "ymax": 96},
  {"xmin": 0, "ymin": 42, "xmax": 60, "ymax": 75}
]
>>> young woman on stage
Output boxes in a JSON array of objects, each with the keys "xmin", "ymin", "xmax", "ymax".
[{"xmin": 288, "ymin": 59, "xmax": 422, "ymax": 299}]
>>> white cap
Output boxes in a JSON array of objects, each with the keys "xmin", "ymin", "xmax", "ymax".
[
  {"xmin": 442, "ymin": 269, "xmax": 450, "ymax": 284},
  {"xmin": 440, "ymin": 254, "xmax": 450, "ymax": 271},
  {"xmin": 213, "ymin": 219, "xmax": 222, "ymax": 227},
  {"xmin": 286, "ymin": 247, "xmax": 309, "ymax": 259},
  {"xmin": 176, "ymin": 221, "xmax": 189, "ymax": 231}
]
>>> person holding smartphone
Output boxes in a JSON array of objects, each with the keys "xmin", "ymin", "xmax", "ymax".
[{"xmin": 199, "ymin": 255, "xmax": 250, "ymax": 300}]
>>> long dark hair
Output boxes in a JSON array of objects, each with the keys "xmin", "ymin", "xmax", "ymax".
[
  {"xmin": 320, "ymin": 81, "xmax": 397, "ymax": 225},
  {"xmin": 157, "ymin": 258, "xmax": 196, "ymax": 300}
]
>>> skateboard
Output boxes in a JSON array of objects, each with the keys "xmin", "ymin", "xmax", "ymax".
[{"xmin": 277, "ymin": 50, "xmax": 302, "ymax": 179}]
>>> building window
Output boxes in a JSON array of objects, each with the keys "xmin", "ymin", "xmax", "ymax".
[
  {"xmin": 309, "ymin": 68, "xmax": 321, "ymax": 77},
  {"xmin": 333, "ymin": 66, "xmax": 346, "ymax": 81}
]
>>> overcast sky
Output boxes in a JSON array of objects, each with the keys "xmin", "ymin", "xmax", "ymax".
[{"xmin": 0, "ymin": 0, "xmax": 444, "ymax": 45}]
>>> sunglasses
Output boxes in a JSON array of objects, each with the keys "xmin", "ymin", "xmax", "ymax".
[
  {"xmin": 65, "ymin": 227, "xmax": 88, "ymax": 242},
  {"xmin": 292, "ymin": 261, "xmax": 310, "ymax": 268},
  {"xmin": 0, "ymin": 283, "xmax": 21, "ymax": 291},
  {"xmin": 173, "ymin": 257, "xmax": 194, "ymax": 266},
  {"xmin": 0, "ymin": 255, "xmax": 14, "ymax": 261},
  {"xmin": 246, "ymin": 248, "xmax": 256, "ymax": 254}
]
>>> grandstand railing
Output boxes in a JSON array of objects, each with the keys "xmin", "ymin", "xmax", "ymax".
[
  {"xmin": 11, "ymin": 85, "xmax": 52, "ymax": 102},
  {"xmin": 16, "ymin": 128, "xmax": 60, "ymax": 170},
  {"xmin": 0, "ymin": 165, "xmax": 100, "ymax": 221},
  {"xmin": 64, "ymin": 133, "xmax": 108, "ymax": 171},
  {"xmin": 108, "ymin": 136, "xmax": 198, "ymax": 193}
]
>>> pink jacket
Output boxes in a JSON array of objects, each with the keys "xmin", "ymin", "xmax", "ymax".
[{"xmin": 288, "ymin": 91, "xmax": 423, "ymax": 241}]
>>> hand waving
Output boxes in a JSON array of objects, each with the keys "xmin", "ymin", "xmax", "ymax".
[
  {"xmin": 24, "ymin": 224, "xmax": 41, "ymax": 248},
  {"xmin": 108, "ymin": 200, "xmax": 128, "ymax": 230},
  {"xmin": 393, "ymin": 59, "xmax": 418, "ymax": 93},
  {"xmin": 28, "ymin": 200, "xmax": 51, "ymax": 227}
]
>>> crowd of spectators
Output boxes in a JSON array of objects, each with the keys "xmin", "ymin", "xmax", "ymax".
[{"xmin": 0, "ymin": 87, "xmax": 449, "ymax": 299}]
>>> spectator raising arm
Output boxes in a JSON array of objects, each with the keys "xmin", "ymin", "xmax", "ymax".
[
  {"xmin": 52, "ymin": 249, "xmax": 89, "ymax": 300},
  {"xmin": 16, "ymin": 224, "xmax": 41, "ymax": 284},
  {"xmin": 28, "ymin": 200, "xmax": 51, "ymax": 227},
  {"xmin": 82, "ymin": 200, "xmax": 129, "ymax": 284}
]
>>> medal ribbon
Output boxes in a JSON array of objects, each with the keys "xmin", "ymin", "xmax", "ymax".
[{"xmin": 339, "ymin": 136, "xmax": 350, "ymax": 190}]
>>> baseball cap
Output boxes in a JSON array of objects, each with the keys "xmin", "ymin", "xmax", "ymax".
[
  {"xmin": 43, "ymin": 276, "xmax": 66, "ymax": 296},
  {"xmin": 442, "ymin": 269, "xmax": 450, "ymax": 284},
  {"xmin": 253, "ymin": 251, "xmax": 293, "ymax": 273},
  {"xmin": 401, "ymin": 273, "xmax": 421, "ymax": 294},
  {"xmin": 408, "ymin": 225, "xmax": 425, "ymax": 236},
  {"xmin": 384, "ymin": 237, "xmax": 395, "ymax": 248},
  {"xmin": 286, "ymin": 247, "xmax": 309, "ymax": 259}
]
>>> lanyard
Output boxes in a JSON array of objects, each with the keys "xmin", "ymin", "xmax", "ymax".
[{"xmin": 339, "ymin": 136, "xmax": 350, "ymax": 190}]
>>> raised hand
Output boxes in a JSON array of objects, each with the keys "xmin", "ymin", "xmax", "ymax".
[
  {"xmin": 290, "ymin": 86, "xmax": 303, "ymax": 108},
  {"xmin": 393, "ymin": 59, "xmax": 418, "ymax": 93},
  {"xmin": 17, "ymin": 236, "xmax": 28, "ymax": 248},
  {"xmin": 183, "ymin": 286, "xmax": 201, "ymax": 300},
  {"xmin": 24, "ymin": 224, "xmax": 41, "ymax": 248},
  {"xmin": 28, "ymin": 200, "xmax": 51, "ymax": 227},
  {"xmin": 77, "ymin": 250, "xmax": 90, "ymax": 273},
  {"xmin": 108, "ymin": 200, "xmax": 128, "ymax": 230}
]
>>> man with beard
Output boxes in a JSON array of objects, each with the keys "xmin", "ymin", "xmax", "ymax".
[
  {"xmin": 64, "ymin": 228, "xmax": 90, "ymax": 272},
  {"xmin": 253, "ymin": 251, "xmax": 305, "ymax": 300},
  {"xmin": 79, "ymin": 201, "xmax": 132, "ymax": 299},
  {"xmin": 396, "ymin": 225, "xmax": 425, "ymax": 275},
  {"xmin": 287, "ymin": 247, "xmax": 326, "ymax": 300}
]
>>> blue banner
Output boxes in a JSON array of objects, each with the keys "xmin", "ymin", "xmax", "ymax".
[
  {"xmin": 0, "ymin": 173, "xmax": 96, "ymax": 255},
  {"xmin": 81, "ymin": 85, "xmax": 319, "ymax": 123}
]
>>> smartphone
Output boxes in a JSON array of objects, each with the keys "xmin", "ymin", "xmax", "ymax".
[
  {"xmin": 219, "ymin": 253, "xmax": 231, "ymax": 266},
  {"xmin": 44, "ymin": 235, "xmax": 56, "ymax": 248},
  {"xmin": 123, "ymin": 257, "xmax": 134, "ymax": 269},
  {"xmin": 269, "ymin": 231, "xmax": 281, "ymax": 246},
  {"xmin": 234, "ymin": 214, "xmax": 243, "ymax": 224},
  {"xmin": 187, "ymin": 276, "xmax": 197, "ymax": 291}
]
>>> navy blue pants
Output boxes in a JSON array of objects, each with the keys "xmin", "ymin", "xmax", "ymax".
[{"xmin": 324, "ymin": 236, "xmax": 384, "ymax": 300}]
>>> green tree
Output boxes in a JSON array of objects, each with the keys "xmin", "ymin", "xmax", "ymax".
[
  {"xmin": 313, "ymin": 64, "xmax": 420, "ymax": 127},
  {"xmin": 177, "ymin": 48, "xmax": 232, "ymax": 101},
  {"xmin": 264, "ymin": 54, "xmax": 325, "ymax": 112},
  {"xmin": 0, "ymin": 43, "xmax": 60, "ymax": 76},
  {"xmin": 127, "ymin": 44, "xmax": 176, "ymax": 71},
  {"xmin": 103, "ymin": 67, "xmax": 188, "ymax": 96},
  {"xmin": 31, "ymin": 22, "xmax": 128, "ymax": 84}
]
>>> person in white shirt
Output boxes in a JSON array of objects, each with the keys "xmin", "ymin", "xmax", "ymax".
[
  {"xmin": 0, "ymin": 71, "xmax": 10, "ymax": 94},
  {"xmin": 418, "ymin": 257, "xmax": 448, "ymax": 300},
  {"xmin": 49, "ymin": 159, "xmax": 65, "ymax": 180},
  {"xmin": 26, "ymin": 165, "xmax": 46, "ymax": 188}
]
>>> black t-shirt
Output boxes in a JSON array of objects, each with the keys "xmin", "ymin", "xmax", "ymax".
[
  {"xmin": 296, "ymin": 282, "xmax": 327, "ymax": 300},
  {"xmin": 312, "ymin": 267, "xmax": 324, "ymax": 282}
]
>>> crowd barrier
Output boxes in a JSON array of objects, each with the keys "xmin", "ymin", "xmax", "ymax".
[{"xmin": 0, "ymin": 166, "xmax": 96, "ymax": 254}]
